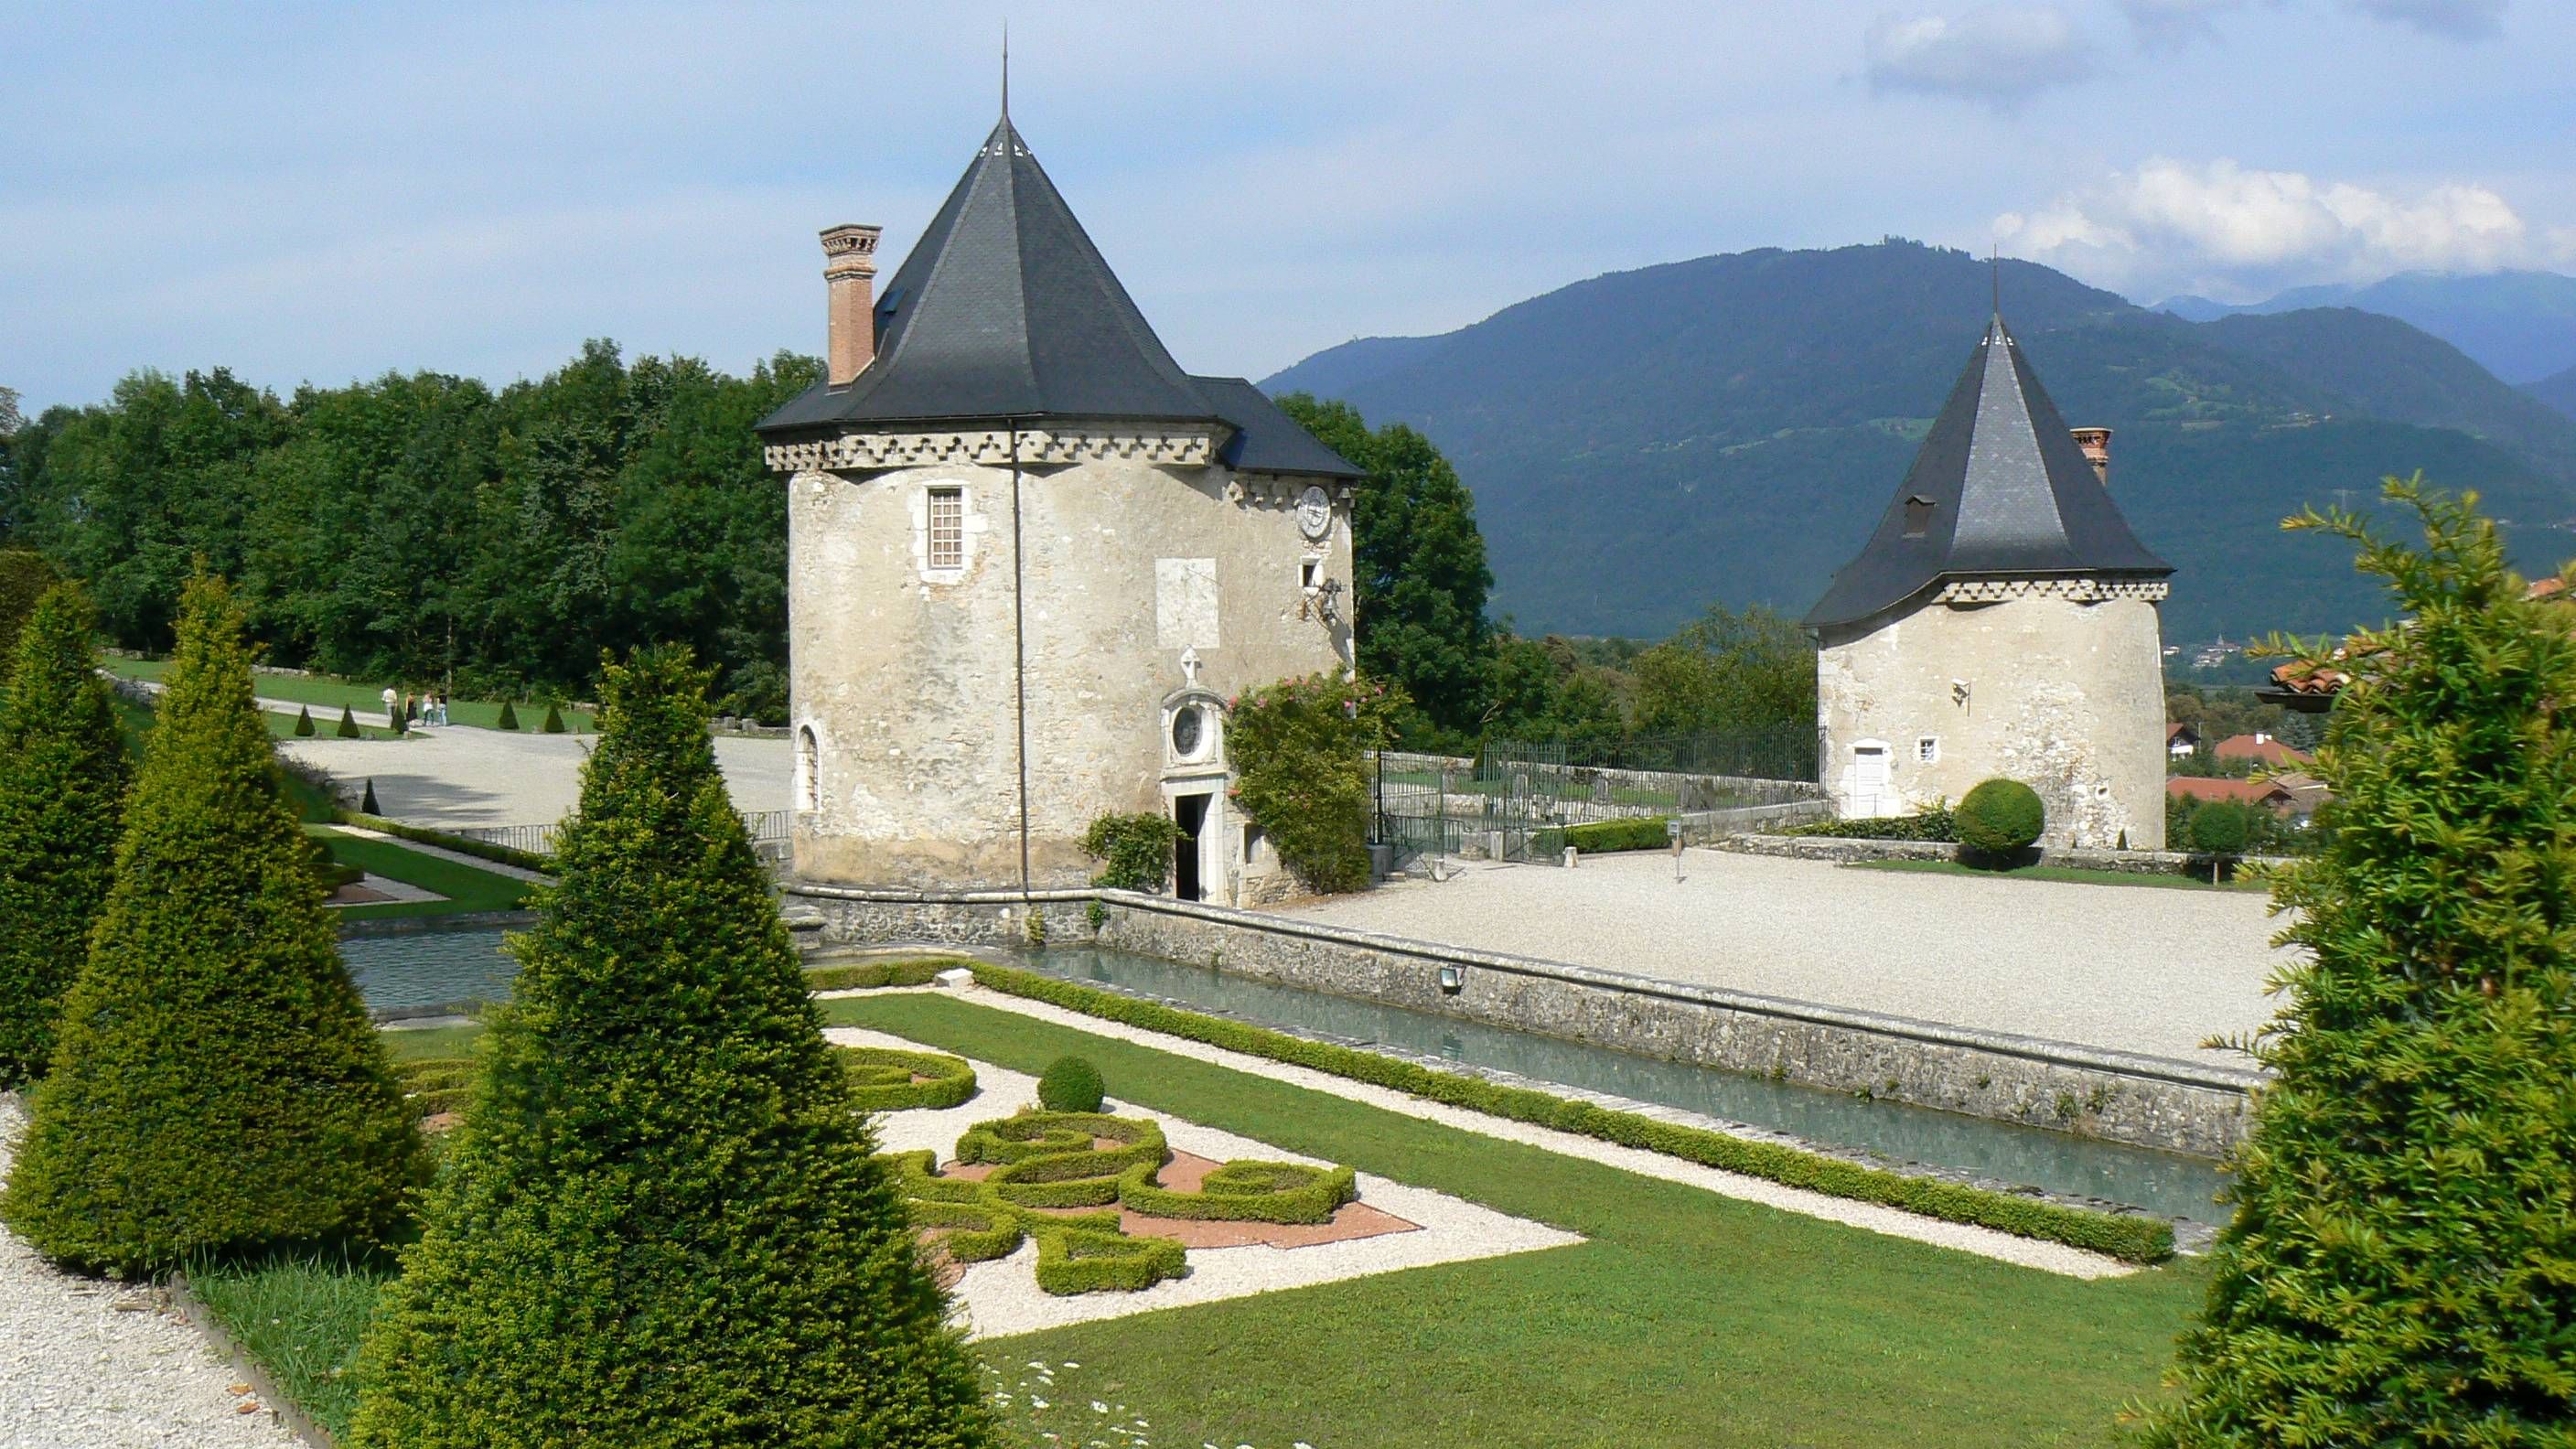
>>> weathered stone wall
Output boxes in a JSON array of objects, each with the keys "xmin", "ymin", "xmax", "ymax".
[
  {"xmin": 1817, "ymin": 591, "xmax": 2167, "ymax": 850},
  {"xmin": 1721, "ymin": 832, "xmax": 2292, "ymax": 876},
  {"xmin": 784, "ymin": 882, "xmax": 2258, "ymax": 1156},
  {"xmin": 787, "ymin": 434, "xmax": 1351, "ymax": 896}
]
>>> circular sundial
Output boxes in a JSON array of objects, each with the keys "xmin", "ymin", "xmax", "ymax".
[{"xmin": 1295, "ymin": 484, "xmax": 1332, "ymax": 541}]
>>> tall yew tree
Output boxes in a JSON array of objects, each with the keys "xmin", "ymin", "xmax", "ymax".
[
  {"xmin": 0, "ymin": 583, "xmax": 131, "ymax": 1084},
  {"xmin": 349, "ymin": 648, "xmax": 987, "ymax": 1449},
  {"xmin": 2140, "ymin": 478, "xmax": 2576, "ymax": 1446},
  {"xmin": 3, "ymin": 574, "xmax": 416, "ymax": 1272}
]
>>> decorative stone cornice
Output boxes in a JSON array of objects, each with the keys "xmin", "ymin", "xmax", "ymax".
[
  {"xmin": 1935, "ymin": 575, "xmax": 2172, "ymax": 605},
  {"xmin": 764, "ymin": 424, "xmax": 1218, "ymax": 476}
]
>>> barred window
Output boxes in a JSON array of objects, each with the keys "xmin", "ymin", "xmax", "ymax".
[{"xmin": 928, "ymin": 487, "xmax": 964, "ymax": 570}]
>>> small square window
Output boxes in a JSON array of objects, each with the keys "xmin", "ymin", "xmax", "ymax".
[
  {"xmin": 1916, "ymin": 736, "xmax": 1939, "ymax": 764},
  {"xmin": 927, "ymin": 487, "xmax": 964, "ymax": 570},
  {"xmin": 1299, "ymin": 557, "xmax": 1322, "ymax": 590}
]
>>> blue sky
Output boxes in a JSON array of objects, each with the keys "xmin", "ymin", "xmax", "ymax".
[{"xmin": 5, "ymin": 0, "xmax": 2570, "ymax": 413}]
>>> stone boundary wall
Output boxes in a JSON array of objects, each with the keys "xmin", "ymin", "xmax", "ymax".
[
  {"xmin": 1378, "ymin": 750, "xmax": 1823, "ymax": 811},
  {"xmin": 1720, "ymin": 832, "xmax": 2294, "ymax": 877},
  {"xmin": 782, "ymin": 881, "xmax": 2259, "ymax": 1157}
]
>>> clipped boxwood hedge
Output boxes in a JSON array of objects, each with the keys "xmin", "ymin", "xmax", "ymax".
[
  {"xmin": 964, "ymin": 962, "xmax": 2174, "ymax": 1264},
  {"xmin": 392, "ymin": 1057, "xmax": 476, "ymax": 1119},
  {"xmin": 802, "ymin": 955, "xmax": 961, "ymax": 992},
  {"xmin": 880, "ymin": 1146, "xmax": 1184, "ymax": 1293},
  {"xmin": 1534, "ymin": 816, "xmax": 1675, "ymax": 855},
  {"xmin": 338, "ymin": 810, "xmax": 552, "ymax": 874},
  {"xmin": 832, "ymin": 1046, "xmax": 977, "ymax": 1111},
  {"xmin": 1026, "ymin": 1222, "xmax": 1186, "ymax": 1295},
  {"xmin": 961, "ymin": 1111, "xmax": 1169, "ymax": 1209},
  {"xmin": 1119, "ymin": 1159, "xmax": 1356, "ymax": 1225}
]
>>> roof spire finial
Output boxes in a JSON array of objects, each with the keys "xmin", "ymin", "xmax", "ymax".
[
  {"xmin": 1990, "ymin": 242, "xmax": 2001, "ymax": 320},
  {"xmin": 1001, "ymin": 20, "xmax": 1009, "ymax": 121}
]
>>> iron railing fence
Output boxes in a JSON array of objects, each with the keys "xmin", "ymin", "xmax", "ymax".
[{"xmin": 452, "ymin": 808, "xmax": 793, "ymax": 859}]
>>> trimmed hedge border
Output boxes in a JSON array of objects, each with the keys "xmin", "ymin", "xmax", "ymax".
[
  {"xmin": 832, "ymin": 1046, "xmax": 979, "ymax": 1111},
  {"xmin": 1535, "ymin": 816, "xmax": 1674, "ymax": 855},
  {"xmin": 804, "ymin": 956, "xmax": 960, "ymax": 992},
  {"xmin": 392, "ymin": 1057, "xmax": 475, "ymax": 1119},
  {"xmin": 963, "ymin": 962, "xmax": 2175, "ymax": 1264},
  {"xmin": 339, "ymin": 810, "xmax": 553, "ymax": 874},
  {"xmin": 881, "ymin": 1146, "xmax": 1186, "ymax": 1293},
  {"xmin": 1119, "ymin": 1160, "xmax": 1357, "ymax": 1225},
  {"xmin": 1028, "ymin": 1222, "xmax": 1187, "ymax": 1295}
]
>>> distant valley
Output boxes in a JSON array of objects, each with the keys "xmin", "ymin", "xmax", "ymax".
[{"xmin": 1264, "ymin": 242, "xmax": 2576, "ymax": 643}]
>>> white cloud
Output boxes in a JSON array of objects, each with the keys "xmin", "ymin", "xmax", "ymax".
[
  {"xmin": 1994, "ymin": 157, "xmax": 2568, "ymax": 298},
  {"xmin": 2340, "ymin": 0, "xmax": 2506, "ymax": 38},
  {"xmin": 1864, "ymin": 6, "xmax": 2089, "ymax": 108}
]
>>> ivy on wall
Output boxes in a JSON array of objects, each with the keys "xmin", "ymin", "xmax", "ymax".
[{"xmin": 1227, "ymin": 672, "xmax": 1402, "ymax": 896}]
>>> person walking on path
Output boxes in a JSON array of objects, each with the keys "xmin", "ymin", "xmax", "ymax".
[{"xmin": 381, "ymin": 685, "xmax": 397, "ymax": 724}]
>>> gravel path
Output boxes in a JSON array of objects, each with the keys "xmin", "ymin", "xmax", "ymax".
[
  {"xmin": 869, "ymin": 985, "xmax": 2140, "ymax": 1280},
  {"xmin": 827, "ymin": 1025, "xmax": 1580, "ymax": 1337},
  {"xmin": 280, "ymin": 730, "xmax": 786, "ymax": 831},
  {"xmin": 1278, "ymin": 851, "xmax": 2297, "ymax": 1066},
  {"xmin": 0, "ymin": 1100, "xmax": 301, "ymax": 1449}
]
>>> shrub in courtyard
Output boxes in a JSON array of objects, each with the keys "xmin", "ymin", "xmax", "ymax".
[
  {"xmin": 2, "ymin": 575, "xmax": 417, "ymax": 1272},
  {"xmin": 349, "ymin": 648, "xmax": 988, "ymax": 1449},
  {"xmin": 541, "ymin": 702, "xmax": 565, "ymax": 733},
  {"xmin": 335, "ymin": 705, "xmax": 360, "ymax": 738},
  {"xmin": 1120, "ymin": 1159, "xmax": 1358, "ymax": 1225},
  {"xmin": 494, "ymin": 699, "xmax": 519, "ymax": 730},
  {"xmin": 1535, "ymin": 816, "xmax": 1673, "ymax": 854},
  {"xmin": 0, "ymin": 585, "xmax": 134, "ymax": 1086},
  {"xmin": 1229, "ymin": 671, "xmax": 1402, "ymax": 895},
  {"xmin": 1080, "ymin": 811, "xmax": 1180, "ymax": 892},
  {"xmin": 294, "ymin": 705, "xmax": 315, "ymax": 736},
  {"xmin": 802, "ymin": 955, "xmax": 960, "ymax": 992},
  {"xmin": 1954, "ymin": 778, "xmax": 2044, "ymax": 856},
  {"xmin": 360, "ymin": 778, "xmax": 380, "ymax": 814},
  {"xmin": 1037, "ymin": 1054, "xmax": 1106, "ymax": 1111},
  {"xmin": 2138, "ymin": 480, "xmax": 2576, "ymax": 1447}
]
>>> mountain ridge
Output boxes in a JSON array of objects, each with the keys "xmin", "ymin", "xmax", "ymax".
[
  {"xmin": 1263, "ymin": 242, "xmax": 2576, "ymax": 642},
  {"xmin": 2152, "ymin": 269, "xmax": 2576, "ymax": 384}
]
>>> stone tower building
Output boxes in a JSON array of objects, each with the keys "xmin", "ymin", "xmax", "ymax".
[
  {"xmin": 756, "ymin": 113, "xmax": 1364, "ymax": 899},
  {"xmin": 1804, "ymin": 316, "xmax": 2173, "ymax": 849}
]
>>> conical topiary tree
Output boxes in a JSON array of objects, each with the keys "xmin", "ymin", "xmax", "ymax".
[
  {"xmin": 2139, "ymin": 478, "xmax": 2576, "ymax": 1446},
  {"xmin": 0, "ymin": 584, "xmax": 133, "ymax": 1086},
  {"xmin": 540, "ymin": 701, "xmax": 565, "ymax": 734},
  {"xmin": 495, "ymin": 699, "xmax": 519, "ymax": 730},
  {"xmin": 360, "ymin": 778, "xmax": 380, "ymax": 815},
  {"xmin": 293, "ymin": 704, "xmax": 315, "ymax": 736},
  {"xmin": 349, "ymin": 648, "xmax": 988, "ymax": 1448},
  {"xmin": 336, "ymin": 704, "xmax": 360, "ymax": 738},
  {"xmin": 0, "ymin": 574, "xmax": 419, "ymax": 1274}
]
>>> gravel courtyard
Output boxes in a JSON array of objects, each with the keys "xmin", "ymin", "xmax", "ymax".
[
  {"xmin": 281, "ymin": 730, "xmax": 788, "ymax": 830},
  {"xmin": 1274, "ymin": 852, "xmax": 2299, "ymax": 1066}
]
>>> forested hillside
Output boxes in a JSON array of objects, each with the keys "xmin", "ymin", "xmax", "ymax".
[
  {"xmin": 0, "ymin": 342, "xmax": 813, "ymax": 719},
  {"xmin": 1265, "ymin": 241, "xmax": 2576, "ymax": 642}
]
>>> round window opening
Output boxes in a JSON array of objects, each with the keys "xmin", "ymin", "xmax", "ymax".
[{"xmin": 1171, "ymin": 705, "xmax": 1205, "ymax": 758}]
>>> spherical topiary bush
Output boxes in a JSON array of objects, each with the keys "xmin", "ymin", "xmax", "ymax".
[
  {"xmin": 1036, "ymin": 1056, "xmax": 1105, "ymax": 1113},
  {"xmin": 1954, "ymin": 778, "xmax": 2045, "ymax": 857}
]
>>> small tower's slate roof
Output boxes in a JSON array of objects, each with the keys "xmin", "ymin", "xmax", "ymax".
[
  {"xmin": 1803, "ymin": 316, "xmax": 2170, "ymax": 629},
  {"xmin": 760, "ymin": 118, "xmax": 1358, "ymax": 482}
]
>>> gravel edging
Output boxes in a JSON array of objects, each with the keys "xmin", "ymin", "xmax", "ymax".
[
  {"xmin": 164, "ymin": 1273, "xmax": 338, "ymax": 1448},
  {"xmin": 0, "ymin": 1097, "xmax": 304, "ymax": 1449}
]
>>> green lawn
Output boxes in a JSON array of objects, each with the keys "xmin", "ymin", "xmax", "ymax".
[
  {"xmin": 1843, "ymin": 857, "xmax": 2265, "ymax": 892},
  {"xmin": 824, "ymin": 993, "xmax": 2206, "ymax": 1448},
  {"xmin": 220, "ymin": 995, "xmax": 2203, "ymax": 1445},
  {"xmin": 379, "ymin": 1022, "xmax": 486, "ymax": 1061},
  {"xmin": 105, "ymin": 656, "xmax": 596, "ymax": 733},
  {"xmin": 113, "ymin": 696, "xmax": 342, "ymax": 821},
  {"xmin": 310, "ymin": 826, "xmax": 532, "ymax": 920}
]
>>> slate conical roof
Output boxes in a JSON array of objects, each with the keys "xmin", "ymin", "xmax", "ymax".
[
  {"xmin": 760, "ymin": 117, "xmax": 1220, "ymax": 433},
  {"xmin": 1803, "ymin": 316, "xmax": 2170, "ymax": 629}
]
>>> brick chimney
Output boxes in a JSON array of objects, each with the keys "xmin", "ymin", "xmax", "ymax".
[
  {"xmin": 821, "ymin": 223, "xmax": 882, "ymax": 387},
  {"xmin": 2069, "ymin": 426, "xmax": 2111, "ymax": 488}
]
